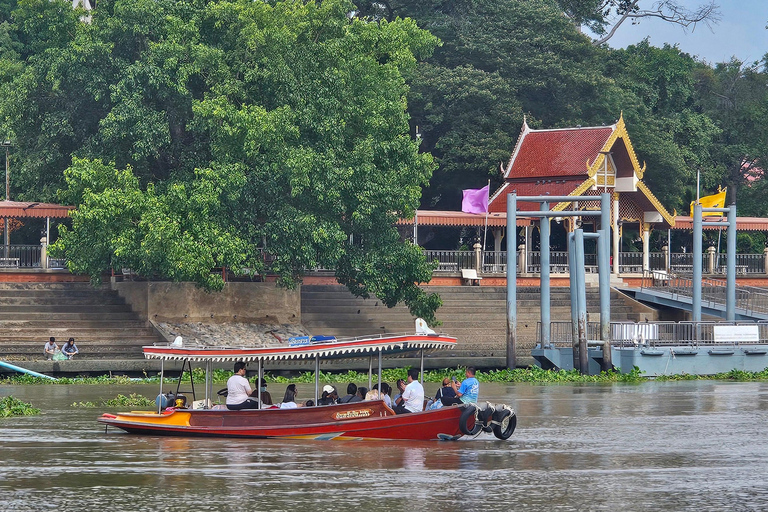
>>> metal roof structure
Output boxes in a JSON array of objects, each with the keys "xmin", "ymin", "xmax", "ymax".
[{"xmin": 0, "ymin": 201, "xmax": 74, "ymax": 218}]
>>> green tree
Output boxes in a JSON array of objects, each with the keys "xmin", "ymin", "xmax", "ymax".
[{"xmin": 2, "ymin": 0, "xmax": 445, "ymax": 323}]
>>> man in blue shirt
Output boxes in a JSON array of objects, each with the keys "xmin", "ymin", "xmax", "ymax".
[{"xmin": 446, "ymin": 367, "xmax": 479, "ymax": 405}]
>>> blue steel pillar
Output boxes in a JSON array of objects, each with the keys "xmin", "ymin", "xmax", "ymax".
[
  {"xmin": 726, "ymin": 204, "xmax": 736, "ymax": 320},
  {"xmin": 692, "ymin": 203, "xmax": 702, "ymax": 322},
  {"xmin": 574, "ymin": 229, "xmax": 589, "ymax": 374},
  {"xmin": 506, "ymin": 193, "xmax": 517, "ymax": 369},
  {"xmin": 599, "ymin": 193, "xmax": 612, "ymax": 369},
  {"xmin": 540, "ymin": 202, "xmax": 550, "ymax": 348},
  {"xmin": 568, "ymin": 232, "xmax": 579, "ymax": 366}
]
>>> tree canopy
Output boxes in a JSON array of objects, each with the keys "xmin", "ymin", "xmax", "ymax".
[{"xmin": 0, "ymin": 0, "xmax": 444, "ymax": 323}]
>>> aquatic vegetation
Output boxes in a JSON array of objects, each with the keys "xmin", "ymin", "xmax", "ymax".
[
  {"xmin": 102, "ymin": 394, "xmax": 155, "ymax": 407},
  {"xmin": 0, "ymin": 396, "xmax": 41, "ymax": 417},
  {"xmin": 71, "ymin": 393, "xmax": 154, "ymax": 408}
]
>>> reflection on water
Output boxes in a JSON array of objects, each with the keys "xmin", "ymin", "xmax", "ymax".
[{"xmin": 2, "ymin": 381, "xmax": 768, "ymax": 511}]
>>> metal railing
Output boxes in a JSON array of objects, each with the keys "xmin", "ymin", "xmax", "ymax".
[
  {"xmin": 423, "ymin": 250, "xmax": 474, "ymax": 273},
  {"xmin": 544, "ymin": 320, "xmax": 768, "ymax": 347},
  {"xmin": 482, "ymin": 251, "xmax": 509, "ymax": 273},
  {"xmin": 641, "ymin": 270, "xmax": 768, "ymax": 317},
  {"xmin": 0, "ymin": 244, "xmax": 42, "ymax": 267}
]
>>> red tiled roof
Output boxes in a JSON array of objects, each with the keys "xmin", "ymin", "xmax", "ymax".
[
  {"xmin": 505, "ymin": 126, "xmax": 613, "ymax": 180},
  {"xmin": 0, "ymin": 201, "xmax": 74, "ymax": 218},
  {"xmin": 673, "ymin": 216, "xmax": 768, "ymax": 231},
  {"xmin": 489, "ymin": 180, "xmax": 587, "ymax": 213}
]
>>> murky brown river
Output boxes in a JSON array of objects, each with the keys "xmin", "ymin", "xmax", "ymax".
[{"xmin": 1, "ymin": 381, "xmax": 767, "ymax": 512}]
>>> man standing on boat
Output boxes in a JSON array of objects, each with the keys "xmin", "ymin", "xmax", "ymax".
[
  {"xmin": 394, "ymin": 368, "xmax": 424, "ymax": 414},
  {"xmin": 226, "ymin": 361, "xmax": 260, "ymax": 410}
]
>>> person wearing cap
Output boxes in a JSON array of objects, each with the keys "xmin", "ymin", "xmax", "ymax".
[
  {"xmin": 318, "ymin": 385, "xmax": 338, "ymax": 405},
  {"xmin": 250, "ymin": 378, "xmax": 273, "ymax": 406}
]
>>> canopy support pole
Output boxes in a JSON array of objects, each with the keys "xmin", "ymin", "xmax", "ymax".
[
  {"xmin": 368, "ymin": 356, "xmax": 373, "ymax": 390},
  {"xmin": 377, "ymin": 349, "xmax": 382, "ymax": 400},
  {"xmin": 258, "ymin": 359, "xmax": 263, "ymax": 409},
  {"xmin": 157, "ymin": 359, "xmax": 164, "ymax": 413},
  {"xmin": 314, "ymin": 355, "xmax": 320, "ymax": 404},
  {"xmin": 420, "ymin": 349, "xmax": 424, "ymax": 383}
]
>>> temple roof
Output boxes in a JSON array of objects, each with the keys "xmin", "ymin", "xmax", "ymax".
[
  {"xmin": 501, "ymin": 123, "xmax": 614, "ymax": 180},
  {"xmin": 488, "ymin": 115, "xmax": 675, "ymax": 227}
]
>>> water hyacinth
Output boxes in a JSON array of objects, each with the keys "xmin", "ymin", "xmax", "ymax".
[{"xmin": 0, "ymin": 396, "xmax": 41, "ymax": 417}]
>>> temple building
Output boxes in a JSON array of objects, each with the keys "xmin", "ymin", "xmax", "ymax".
[{"xmin": 488, "ymin": 114, "xmax": 675, "ymax": 274}]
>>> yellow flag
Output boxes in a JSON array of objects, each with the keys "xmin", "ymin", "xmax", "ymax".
[{"xmin": 690, "ymin": 187, "xmax": 726, "ymax": 217}]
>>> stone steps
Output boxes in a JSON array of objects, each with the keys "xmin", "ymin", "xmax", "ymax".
[{"xmin": 0, "ymin": 282, "xmax": 163, "ymax": 360}]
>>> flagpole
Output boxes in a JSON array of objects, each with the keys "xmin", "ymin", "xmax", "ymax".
[
  {"xmin": 697, "ymin": 169, "xmax": 700, "ymax": 203},
  {"xmin": 482, "ymin": 179, "xmax": 490, "ymax": 257}
]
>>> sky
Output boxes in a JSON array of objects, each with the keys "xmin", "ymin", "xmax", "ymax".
[{"xmin": 603, "ymin": 0, "xmax": 768, "ymax": 65}]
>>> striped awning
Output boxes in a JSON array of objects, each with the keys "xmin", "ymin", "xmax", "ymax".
[{"xmin": 143, "ymin": 333, "xmax": 457, "ymax": 362}]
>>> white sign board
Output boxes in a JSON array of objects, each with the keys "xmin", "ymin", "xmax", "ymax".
[{"xmin": 713, "ymin": 325, "xmax": 759, "ymax": 343}]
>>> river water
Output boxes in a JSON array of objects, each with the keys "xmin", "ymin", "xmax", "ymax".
[{"xmin": 1, "ymin": 380, "xmax": 767, "ymax": 512}]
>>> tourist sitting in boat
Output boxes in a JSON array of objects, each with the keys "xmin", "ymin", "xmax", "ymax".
[
  {"xmin": 428, "ymin": 377, "xmax": 458, "ymax": 410},
  {"xmin": 62, "ymin": 338, "xmax": 79, "ymax": 359},
  {"xmin": 338, "ymin": 383, "xmax": 362, "ymax": 403},
  {"xmin": 393, "ymin": 369, "xmax": 424, "ymax": 414},
  {"xmin": 356, "ymin": 386, "xmax": 368, "ymax": 401},
  {"xmin": 365, "ymin": 384, "xmax": 381, "ymax": 401},
  {"xmin": 226, "ymin": 361, "xmax": 260, "ymax": 410},
  {"xmin": 279, "ymin": 384, "xmax": 302, "ymax": 409},
  {"xmin": 318, "ymin": 385, "xmax": 338, "ymax": 405},
  {"xmin": 443, "ymin": 367, "xmax": 479, "ymax": 405},
  {"xmin": 379, "ymin": 383, "xmax": 393, "ymax": 408},
  {"xmin": 392, "ymin": 379, "xmax": 405, "ymax": 405},
  {"xmin": 249, "ymin": 378, "xmax": 273, "ymax": 406}
]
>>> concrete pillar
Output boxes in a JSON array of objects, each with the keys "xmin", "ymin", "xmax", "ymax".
[
  {"xmin": 662, "ymin": 245, "xmax": 670, "ymax": 273},
  {"xmin": 518, "ymin": 244, "xmax": 526, "ymax": 274},
  {"xmin": 642, "ymin": 223, "xmax": 651, "ymax": 271},
  {"xmin": 40, "ymin": 236, "xmax": 47, "ymax": 270},
  {"xmin": 764, "ymin": 247, "xmax": 768, "ymax": 275},
  {"xmin": 707, "ymin": 245, "xmax": 716, "ymax": 274},
  {"xmin": 474, "ymin": 242, "xmax": 482, "ymax": 274},
  {"xmin": 612, "ymin": 193, "xmax": 620, "ymax": 275}
]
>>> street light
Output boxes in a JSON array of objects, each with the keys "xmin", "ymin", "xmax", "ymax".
[{"xmin": 0, "ymin": 141, "xmax": 11, "ymax": 258}]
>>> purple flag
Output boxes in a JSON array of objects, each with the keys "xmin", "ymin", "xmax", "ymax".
[{"xmin": 461, "ymin": 184, "xmax": 489, "ymax": 214}]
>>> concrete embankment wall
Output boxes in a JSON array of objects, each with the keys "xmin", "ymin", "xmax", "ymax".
[{"xmin": 111, "ymin": 281, "xmax": 301, "ymax": 324}]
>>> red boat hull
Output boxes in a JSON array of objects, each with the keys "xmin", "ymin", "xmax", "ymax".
[{"xmin": 98, "ymin": 400, "xmax": 469, "ymax": 441}]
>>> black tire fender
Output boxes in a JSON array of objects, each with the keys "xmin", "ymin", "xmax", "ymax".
[
  {"xmin": 479, "ymin": 405, "xmax": 495, "ymax": 432},
  {"xmin": 459, "ymin": 405, "xmax": 482, "ymax": 435},
  {"xmin": 492, "ymin": 410, "xmax": 517, "ymax": 440}
]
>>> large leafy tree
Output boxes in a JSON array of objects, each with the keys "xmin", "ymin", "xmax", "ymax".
[
  {"xmin": 0, "ymin": 0, "xmax": 444, "ymax": 323},
  {"xmin": 355, "ymin": 0, "xmax": 624, "ymax": 211},
  {"xmin": 693, "ymin": 58, "xmax": 768, "ymax": 216}
]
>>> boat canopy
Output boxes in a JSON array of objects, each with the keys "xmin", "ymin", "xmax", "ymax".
[{"xmin": 143, "ymin": 333, "xmax": 457, "ymax": 362}]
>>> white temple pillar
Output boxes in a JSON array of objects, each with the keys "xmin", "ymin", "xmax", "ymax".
[
  {"xmin": 642, "ymin": 222, "xmax": 651, "ymax": 271},
  {"xmin": 612, "ymin": 192, "xmax": 620, "ymax": 275}
]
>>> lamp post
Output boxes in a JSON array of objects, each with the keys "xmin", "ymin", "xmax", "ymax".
[{"xmin": 1, "ymin": 141, "xmax": 11, "ymax": 258}]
